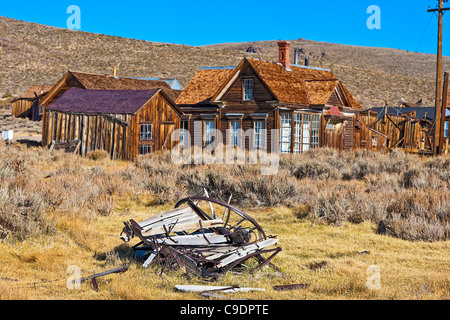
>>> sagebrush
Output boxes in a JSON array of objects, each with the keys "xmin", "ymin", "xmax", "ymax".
[{"xmin": 0, "ymin": 141, "xmax": 448, "ymax": 242}]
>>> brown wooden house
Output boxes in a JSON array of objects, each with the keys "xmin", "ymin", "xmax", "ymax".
[
  {"xmin": 44, "ymin": 87, "xmax": 182, "ymax": 160},
  {"xmin": 176, "ymin": 41, "xmax": 362, "ymax": 153},
  {"xmin": 41, "ymin": 70, "xmax": 181, "ymax": 148},
  {"xmin": 11, "ymin": 85, "xmax": 53, "ymax": 121}
]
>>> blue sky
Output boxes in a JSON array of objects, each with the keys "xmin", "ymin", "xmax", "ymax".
[{"xmin": 1, "ymin": 0, "xmax": 449, "ymax": 56}]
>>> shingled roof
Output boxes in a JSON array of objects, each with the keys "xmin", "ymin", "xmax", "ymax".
[
  {"xmin": 176, "ymin": 68, "xmax": 235, "ymax": 105},
  {"xmin": 180, "ymin": 58, "xmax": 362, "ymax": 110},
  {"xmin": 233, "ymin": 58, "xmax": 361, "ymax": 109},
  {"xmin": 46, "ymin": 88, "xmax": 175, "ymax": 115}
]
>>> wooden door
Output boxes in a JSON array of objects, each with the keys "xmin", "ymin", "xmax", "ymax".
[{"xmin": 160, "ymin": 123, "xmax": 175, "ymax": 151}]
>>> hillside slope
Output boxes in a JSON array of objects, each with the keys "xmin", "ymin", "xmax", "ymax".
[
  {"xmin": 1, "ymin": 16, "xmax": 449, "ymax": 108},
  {"xmin": 0, "ymin": 16, "xmax": 267, "ymax": 100}
]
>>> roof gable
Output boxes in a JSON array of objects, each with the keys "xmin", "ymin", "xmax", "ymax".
[
  {"xmin": 304, "ymin": 80, "xmax": 339, "ymax": 105},
  {"xmin": 220, "ymin": 63, "xmax": 276, "ymax": 102},
  {"xmin": 211, "ymin": 58, "xmax": 362, "ymax": 109}
]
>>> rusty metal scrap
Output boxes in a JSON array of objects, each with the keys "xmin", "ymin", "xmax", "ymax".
[{"xmin": 120, "ymin": 196, "xmax": 282, "ymax": 278}]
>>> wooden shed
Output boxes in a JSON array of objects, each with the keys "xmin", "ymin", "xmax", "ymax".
[
  {"xmin": 44, "ymin": 87, "xmax": 182, "ymax": 160},
  {"xmin": 176, "ymin": 41, "xmax": 362, "ymax": 154},
  {"xmin": 11, "ymin": 85, "xmax": 53, "ymax": 121},
  {"xmin": 41, "ymin": 70, "xmax": 181, "ymax": 146}
]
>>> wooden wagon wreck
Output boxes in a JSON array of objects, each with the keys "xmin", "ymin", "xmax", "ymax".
[{"xmin": 120, "ymin": 196, "xmax": 281, "ymax": 278}]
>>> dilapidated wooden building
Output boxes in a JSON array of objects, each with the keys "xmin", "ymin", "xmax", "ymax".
[
  {"xmin": 44, "ymin": 87, "xmax": 182, "ymax": 160},
  {"xmin": 40, "ymin": 71, "xmax": 183, "ymax": 160},
  {"xmin": 11, "ymin": 85, "xmax": 53, "ymax": 121}
]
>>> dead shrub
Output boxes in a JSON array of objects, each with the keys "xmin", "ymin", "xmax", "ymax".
[{"xmin": 87, "ymin": 150, "xmax": 109, "ymax": 161}]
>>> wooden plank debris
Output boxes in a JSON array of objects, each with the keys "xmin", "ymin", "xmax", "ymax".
[
  {"xmin": 175, "ymin": 285, "xmax": 266, "ymax": 293},
  {"xmin": 120, "ymin": 196, "xmax": 281, "ymax": 278}
]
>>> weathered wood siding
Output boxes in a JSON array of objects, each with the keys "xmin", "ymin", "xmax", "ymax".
[
  {"xmin": 220, "ymin": 65, "xmax": 277, "ymax": 151},
  {"xmin": 43, "ymin": 93, "xmax": 181, "ymax": 160},
  {"xmin": 12, "ymin": 100, "xmax": 33, "ymax": 118},
  {"xmin": 130, "ymin": 93, "xmax": 181, "ymax": 158},
  {"xmin": 354, "ymin": 111, "xmax": 433, "ymax": 154}
]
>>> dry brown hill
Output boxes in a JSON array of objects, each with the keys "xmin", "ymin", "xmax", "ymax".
[
  {"xmin": 205, "ymin": 40, "xmax": 450, "ymax": 108},
  {"xmin": 1, "ymin": 16, "xmax": 449, "ymax": 108}
]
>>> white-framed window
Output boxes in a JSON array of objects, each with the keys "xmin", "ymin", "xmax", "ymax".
[
  {"xmin": 445, "ymin": 121, "xmax": 449, "ymax": 138},
  {"xmin": 311, "ymin": 115, "xmax": 320, "ymax": 149},
  {"xmin": 229, "ymin": 120, "xmax": 241, "ymax": 146},
  {"xmin": 293, "ymin": 113, "xmax": 302, "ymax": 154},
  {"xmin": 180, "ymin": 120, "xmax": 189, "ymax": 145},
  {"xmin": 254, "ymin": 120, "xmax": 265, "ymax": 148},
  {"xmin": 243, "ymin": 78, "xmax": 254, "ymax": 101},
  {"xmin": 302, "ymin": 114, "xmax": 311, "ymax": 152},
  {"xmin": 139, "ymin": 144, "xmax": 152, "ymax": 155},
  {"xmin": 282, "ymin": 112, "xmax": 321, "ymax": 154},
  {"xmin": 280, "ymin": 113, "xmax": 292, "ymax": 154},
  {"xmin": 204, "ymin": 120, "xmax": 215, "ymax": 146},
  {"xmin": 140, "ymin": 123, "xmax": 153, "ymax": 141}
]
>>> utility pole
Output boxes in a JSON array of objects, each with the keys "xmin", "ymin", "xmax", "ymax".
[{"xmin": 428, "ymin": 0, "xmax": 450, "ymax": 155}]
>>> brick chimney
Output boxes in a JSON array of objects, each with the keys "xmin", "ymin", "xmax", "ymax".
[{"xmin": 277, "ymin": 41, "xmax": 291, "ymax": 69}]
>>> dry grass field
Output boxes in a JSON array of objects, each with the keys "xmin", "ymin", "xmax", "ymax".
[{"xmin": 0, "ymin": 141, "xmax": 448, "ymax": 300}]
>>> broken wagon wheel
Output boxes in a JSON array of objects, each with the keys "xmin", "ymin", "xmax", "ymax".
[{"xmin": 175, "ymin": 197, "xmax": 267, "ymax": 242}]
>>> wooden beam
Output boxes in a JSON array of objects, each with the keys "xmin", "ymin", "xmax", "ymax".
[{"xmin": 141, "ymin": 219, "xmax": 224, "ymax": 238}]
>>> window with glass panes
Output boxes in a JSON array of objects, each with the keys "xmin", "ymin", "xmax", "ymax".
[
  {"xmin": 280, "ymin": 113, "xmax": 292, "ymax": 153},
  {"xmin": 293, "ymin": 114, "xmax": 302, "ymax": 154},
  {"xmin": 140, "ymin": 124, "xmax": 152, "ymax": 141},
  {"xmin": 281, "ymin": 112, "xmax": 321, "ymax": 154},
  {"xmin": 311, "ymin": 115, "xmax": 320, "ymax": 149},
  {"xmin": 302, "ymin": 114, "xmax": 311, "ymax": 152},
  {"xmin": 204, "ymin": 120, "xmax": 215, "ymax": 146},
  {"xmin": 139, "ymin": 144, "xmax": 152, "ymax": 155},
  {"xmin": 254, "ymin": 121, "xmax": 265, "ymax": 148},
  {"xmin": 229, "ymin": 120, "xmax": 240, "ymax": 146},
  {"xmin": 180, "ymin": 120, "xmax": 189, "ymax": 145},
  {"xmin": 243, "ymin": 78, "xmax": 254, "ymax": 101}
]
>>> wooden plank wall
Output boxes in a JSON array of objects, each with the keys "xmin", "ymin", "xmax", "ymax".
[
  {"xmin": 11, "ymin": 100, "xmax": 33, "ymax": 118},
  {"xmin": 130, "ymin": 93, "xmax": 181, "ymax": 159},
  {"xmin": 44, "ymin": 111, "xmax": 132, "ymax": 160},
  {"xmin": 354, "ymin": 111, "xmax": 433, "ymax": 154},
  {"xmin": 322, "ymin": 117, "xmax": 354, "ymax": 151}
]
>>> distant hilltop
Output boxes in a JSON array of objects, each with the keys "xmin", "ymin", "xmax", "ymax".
[{"xmin": 1, "ymin": 15, "xmax": 449, "ymax": 108}]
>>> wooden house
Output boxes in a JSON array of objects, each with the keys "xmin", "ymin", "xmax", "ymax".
[
  {"xmin": 41, "ymin": 70, "xmax": 181, "ymax": 148},
  {"xmin": 11, "ymin": 85, "xmax": 53, "ymax": 121},
  {"xmin": 176, "ymin": 41, "xmax": 362, "ymax": 153},
  {"xmin": 44, "ymin": 87, "xmax": 182, "ymax": 160}
]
